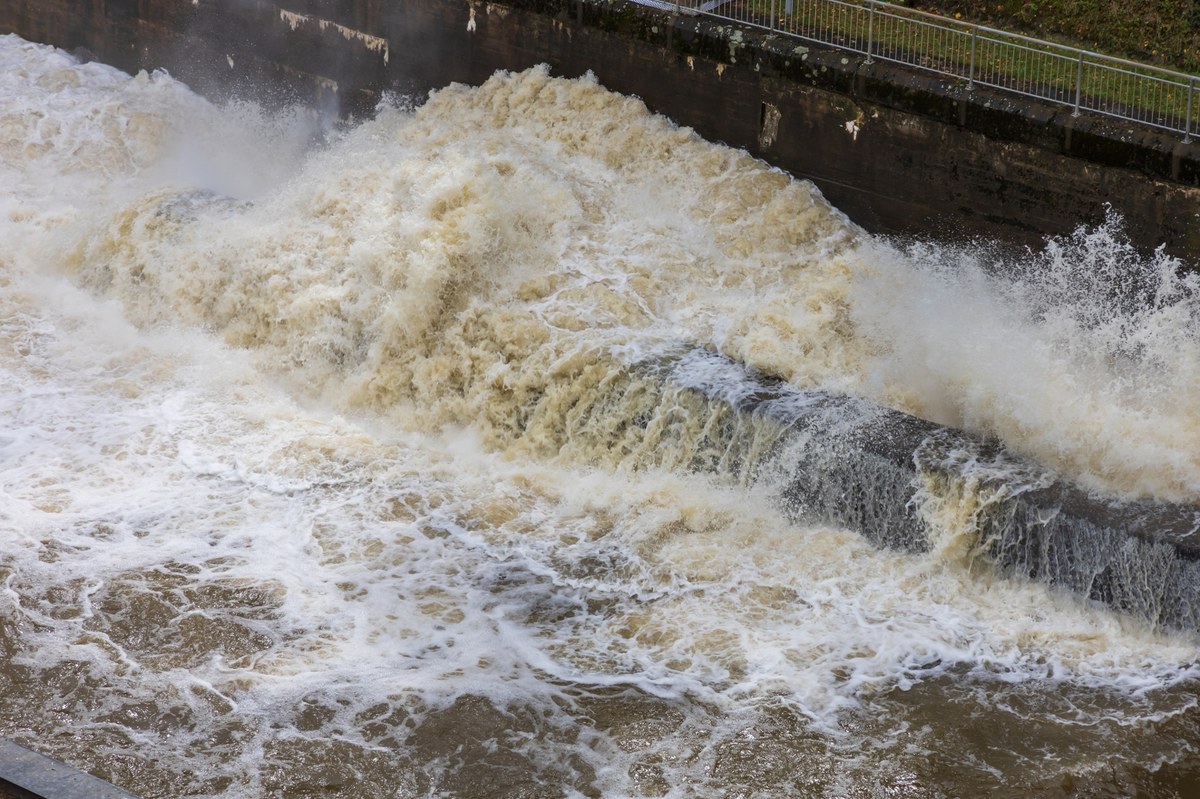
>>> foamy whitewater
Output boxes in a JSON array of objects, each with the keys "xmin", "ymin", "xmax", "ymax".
[{"xmin": 4, "ymin": 33, "xmax": 1200, "ymax": 798}]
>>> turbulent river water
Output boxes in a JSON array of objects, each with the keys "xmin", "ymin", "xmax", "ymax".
[{"xmin": 5, "ymin": 32, "xmax": 1200, "ymax": 798}]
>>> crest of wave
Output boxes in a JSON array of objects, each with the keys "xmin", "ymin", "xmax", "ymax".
[{"xmin": 65, "ymin": 65, "xmax": 862, "ymax": 441}]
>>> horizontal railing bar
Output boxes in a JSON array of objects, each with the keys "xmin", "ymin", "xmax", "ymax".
[
  {"xmin": 792, "ymin": 0, "xmax": 1198, "ymax": 81},
  {"xmin": 649, "ymin": 0, "xmax": 1200, "ymax": 137}
]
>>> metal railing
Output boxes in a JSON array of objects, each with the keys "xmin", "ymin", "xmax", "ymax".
[{"xmin": 650, "ymin": 0, "xmax": 1198, "ymax": 141}]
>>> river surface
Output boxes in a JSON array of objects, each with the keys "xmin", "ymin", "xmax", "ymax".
[{"xmin": 3, "ymin": 32, "xmax": 1200, "ymax": 798}]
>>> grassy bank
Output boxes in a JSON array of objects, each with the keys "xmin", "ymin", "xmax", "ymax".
[{"xmin": 918, "ymin": 0, "xmax": 1200, "ymax": 73}]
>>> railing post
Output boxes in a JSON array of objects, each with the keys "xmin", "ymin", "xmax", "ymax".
[
  {"xmin": 865, "ymin": 2, "xmax": 875, "ymax": 64},
  {"xmin": 1073, "ymin": 51, "xmax": 1083, "ymax": 117},
  {"xmin": 770, "ymin": 0, "xmax": 777, "ymax": 32},
  {"xmin": 1186, "ymin": 76, "xmax": 1195, "ymax": 144},
  {"xmin": 968, "ymin": 27, "xmax": 977, "ymax": 90}
]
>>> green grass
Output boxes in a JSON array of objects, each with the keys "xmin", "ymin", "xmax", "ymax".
[{"xmin": 918, "ymin": 0, "xmax": 1200, "ymax": 74}]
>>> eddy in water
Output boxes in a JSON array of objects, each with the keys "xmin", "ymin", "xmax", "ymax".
[{"xmin": 3, "ymin": 32, "xmax": 1200, "ymax": 798}]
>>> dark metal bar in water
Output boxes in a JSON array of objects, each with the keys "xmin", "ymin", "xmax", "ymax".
[{"xmin": 0, "ymin": 741, "xmax": 141, "ymax": 799}]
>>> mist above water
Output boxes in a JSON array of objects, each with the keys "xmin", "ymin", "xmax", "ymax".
[
  {"xmin": 4, "ymin": 33, "xmax": 1200, "ymax": 798},
  {"xmin": 852, "ymin": 222, "xmax": 1200, "ymax": 500}
]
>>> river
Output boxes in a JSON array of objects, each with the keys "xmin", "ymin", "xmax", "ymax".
[{"xmin": 3, "ymin": 32, "xmax": 1200, "ymax": 798}]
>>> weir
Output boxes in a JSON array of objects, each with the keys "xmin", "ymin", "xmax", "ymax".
[
  {"xmin": 576, "ymin": 348, "xmax": 1200, "ymax": 632},
  {"xmin": 103, "ymin": 180, "xmax": 1200, "ymax": 634}
]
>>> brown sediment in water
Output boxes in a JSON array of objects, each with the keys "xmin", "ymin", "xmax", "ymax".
[{"xmin": 4, "ymin": 35, "xmax": 1200, "ymax": 799}]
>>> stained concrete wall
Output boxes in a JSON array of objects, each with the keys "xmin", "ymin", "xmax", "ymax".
[{"xmin": 3, "ymin": 0, "xmax": 1199, "ymax": 259}]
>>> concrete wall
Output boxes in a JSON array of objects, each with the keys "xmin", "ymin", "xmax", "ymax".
[{"xmin": 4, "ymin": 0, "xmax": 1199, "ymax": 259}]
